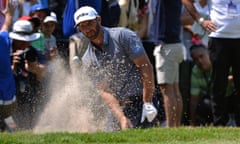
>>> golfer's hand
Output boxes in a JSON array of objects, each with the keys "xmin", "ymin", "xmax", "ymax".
[
  {"xmin": 120, "ymin": 116, "xmax": 133, "ymax": 130},
  {"xmin": 141, "ymin": 102, "xmax": 157, "ymax": 123}
]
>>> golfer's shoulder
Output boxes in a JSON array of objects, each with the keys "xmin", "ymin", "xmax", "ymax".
[
  {"xmin": 107, "ymin": 27, "xmax": 136, "ymax": 40},
  {"xmin": 69, "ymin": 32, "xmax": 85, "ymax": 41}
]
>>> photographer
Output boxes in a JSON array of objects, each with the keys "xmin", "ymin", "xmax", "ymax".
[
  {"xmin": 10, "ymin": 20, "xmax": 46, "ymax": 129},
  {"xmin": 0, "ymin": 0, "xmax": 16, "ymax": 132}
]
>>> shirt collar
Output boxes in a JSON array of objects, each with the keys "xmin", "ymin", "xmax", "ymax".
[
  {"xmin": 102, "ymin": 27, "xmax": 109, "ymax": 47},
  {"xmin": 91, "ymin": 27, "xmax": 109, "ymax": 52}
]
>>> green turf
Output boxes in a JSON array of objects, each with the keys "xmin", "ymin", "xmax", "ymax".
[{"xmin": 0, "ymin": 127, "xmax": 239, "ymax": 144}]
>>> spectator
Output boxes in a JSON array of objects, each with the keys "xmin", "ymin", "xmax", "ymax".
[
  {"xmin": 22, "ymin": 0, "xmax": 39, "ymax": 16},
  {"xmin": 117, "ymin": 0, "xmax": 137, "ymax": 28},
  {"xmin": 189, "ymin": 44, "xmax": 236, "ymax": 126},
  {"xmin": 190, "ymin": 0, "xmax": 210, "ymax": 46},
  {"xmin": 74, "ymin": 6, "xmax": 157, "ymax": 130},
  {"xmin": 134, "ymin": 0, "xmax": 165, "ymax": 125},
  {"xmin": 18, "ymin": 15, "xmax": 46, "ymax": 64},
  {"xmin": 100, "ymin": 0, "xmax": 121, "ymax": 28},
  {"xmin": 47, "ymin": 1, "xmax": 66, "ymax": 40},
  {"xmin": 108, "ymin": 0, "xmax": 121, "ymax": 27},
  {"xmin": 117, "ymin": 0, "xmax": 128, "ymax": 27},
  {"xmin": 29, "ymin": 3, "xmax": 49, "ymax": 26},
  {"xmin": 12, "ymin": 0, "xmax": 23, "ymax": 23},
  {"xmin": 189, "ymin": 44, "xmax": 212, "ymax": 126},
  {"xmin": 19, "ymin": 15, "xmax": 41, "ymax": 33},
  {"xmin": 10, "ymin": 19, "xmax": 45, "ymax": 129},
  {"xmin": 183, "ymin": 0, "xmax": 240, "ymax": 126},
  {"xmin": 39, "ymin": 0, "xmax": 48, "ymax": 8},
  {"xmin": 0, "ymin": 11, "xmax": 4, "ymax": 29},
  {"xmin": 150, "ymin": 0, "xmax": 184, "ymax": 127},
  {"xmin": 42, "ymin": 12, "xmax": 57, "ymax": 61},
  {"xmin": 179, "ymin": 6, "xmax": 194, "ymax": 125},
  {"xmin": 29, "ymin": 4, "xmax": 50, "ymax": 64},
  {"xmin": 0, "ymin": 0, "xmax": 17, "ymax": 132},
  {"xmin": 118, "ymin": 0, "xmax": 148, "ymax": 39}
]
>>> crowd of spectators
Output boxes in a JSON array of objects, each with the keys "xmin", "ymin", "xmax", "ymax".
[{"xmin": 0, "ymin": 0, "xmax": 239, "ymax": 132}]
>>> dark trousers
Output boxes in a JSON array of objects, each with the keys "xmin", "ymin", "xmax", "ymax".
[
  {"xmin": 208, "ymin": 38, "xmax": 240, "ymax": 126},
  {"xmin": 179, "ymin": 61, "xmax": 193, "ymax": 125}
]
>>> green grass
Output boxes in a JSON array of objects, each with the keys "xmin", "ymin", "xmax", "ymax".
[{"xmin": 0, "ymin": 127, "xmax": 240, "ymax": 144}]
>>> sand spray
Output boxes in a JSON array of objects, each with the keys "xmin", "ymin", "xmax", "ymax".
[{"xmin": 33, "ymin": 58, "xmax": 107, "ymax": 133}]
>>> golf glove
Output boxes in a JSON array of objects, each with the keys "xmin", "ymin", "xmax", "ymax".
[{"xmin": 140, "ymin": 102, "xmax": 158, "ymax": 123}]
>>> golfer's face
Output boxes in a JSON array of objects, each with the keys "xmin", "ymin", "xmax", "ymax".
[{"xmin": 78, "ymin": 18, "xmax": 100, "ymax": 40}]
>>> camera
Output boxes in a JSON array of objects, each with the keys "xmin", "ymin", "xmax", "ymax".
[
  {"xmin": 18, "ymin": 48, "xmax": 37, "ymax": 62},
  {"xmin": 15, "ymin": 47, "xmax": 37, "ymax": 76}
]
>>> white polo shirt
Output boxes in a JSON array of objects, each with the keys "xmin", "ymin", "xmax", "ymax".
[{"xmin": 209, "ymin": 0, "xmax": 240, "ymax": 38}]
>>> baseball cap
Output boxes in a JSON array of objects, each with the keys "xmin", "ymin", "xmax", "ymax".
[
  {"xmin": 74, "ymin": 6, "xmax": 98, "ymax": 27},
  {"xmin": 44, "ymin": 12, "xmax": 57, "ymax": 23},
  {"xmin": 30, "ymin": 4, "xmax": 49, "ymax": 14},
  {"xmin": 19, "ymin": 16, "xmax": 34, "ymax": 21},
  {"xmin": 19, "ymin": 16, "xmax": 41, "ymax": 27},
  {"xmin": 9, "ymin": 20, "xmax": 40, "ymax": 41}
]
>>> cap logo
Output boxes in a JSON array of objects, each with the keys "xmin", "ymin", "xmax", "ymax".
[
  {"xmin": 77, "ymin": 13, "xmax": 89, "ymax": 20},
  {"xmin": 74, "ymin": 6, "xmax": 98, "ymax": 26}
]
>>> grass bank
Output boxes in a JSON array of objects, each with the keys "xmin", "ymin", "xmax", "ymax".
[{"xmin": 0, "ymin": 127, "xmax": 239, "ymax": 144}]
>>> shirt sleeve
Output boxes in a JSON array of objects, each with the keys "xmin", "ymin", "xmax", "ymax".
[{"xmin": 119, "ymin": 28, "xmax": 146, "ymax": 60}]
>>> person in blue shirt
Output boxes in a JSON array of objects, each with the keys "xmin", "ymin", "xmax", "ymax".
[
  {"xmin": 74, "ymin": 6, "xmax": 157, "ymax": 130},
  {"xmin": 0, "ymin": 0, "xmax": 16, "ymax": 132},
  {"xmin": 74, "ymin": 6, "xmax": 157, "ymax": 131}
]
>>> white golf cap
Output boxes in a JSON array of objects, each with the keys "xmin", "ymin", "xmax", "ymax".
[
  {"xmin": 74, "ymin": 6, "xmax": 98, "ymax": 27},
  {"xmin": 44, "ymin": 12, "xmax": 57, "ymax": 23}
]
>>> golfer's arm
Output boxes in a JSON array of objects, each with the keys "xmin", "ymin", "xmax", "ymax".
[
  {"xmin": 99, "ymin": 89, "xmax": 126, "ymax": 121},
  {"xmin": 133, "ymin": 55, "xmax": 155, "ymax": 103}
]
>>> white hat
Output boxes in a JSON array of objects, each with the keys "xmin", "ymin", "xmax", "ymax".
[
  {"xmin": 9, "ymin": 20, "xmax": 40, "ymax": 41},
  {"xmin": 44, "ymin": 12, "xmax": 57, "ymax": 23},
  {"xmin": 74, "ymin": 6, "xmax": 98, "ymax": 27}
]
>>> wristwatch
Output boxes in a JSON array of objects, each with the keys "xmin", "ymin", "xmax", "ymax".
[{"xmin": 198, "ymin": 17, "xmax": 205, "ymax": 25}]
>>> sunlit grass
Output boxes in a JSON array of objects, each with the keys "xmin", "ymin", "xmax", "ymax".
[{"xmin": 0, "ymin": 127, "xmax": 240, "ymax": 144}]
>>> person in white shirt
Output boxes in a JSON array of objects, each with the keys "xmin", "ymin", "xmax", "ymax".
[{"xmin": 182, "ymin": 0, "xmax": 240, "ymax": 126}]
